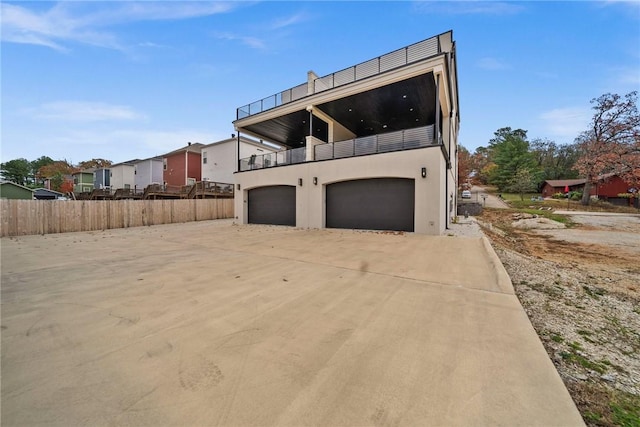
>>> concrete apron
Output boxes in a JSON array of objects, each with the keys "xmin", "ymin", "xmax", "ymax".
[{"xmin": 1, "ymin": 220, "xmax": 584, "ymax": 426}]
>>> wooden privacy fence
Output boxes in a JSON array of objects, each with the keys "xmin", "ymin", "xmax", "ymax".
[{"xmin": 0, "ymin": 199, "xmax": 234, "ymax": 237}]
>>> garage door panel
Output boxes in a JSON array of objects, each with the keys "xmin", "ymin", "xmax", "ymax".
[
  {"xmin": 248, "ymin": 186, "xmax": 296, "ymax": 226},
  {"xmin": 326, "ymin": 178, "xmax": 414, "ymax": 232}
]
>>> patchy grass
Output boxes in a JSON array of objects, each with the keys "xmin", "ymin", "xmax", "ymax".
[
  {"xmin": 569, "ymin": 382, "xmax": 640, "ymax": 427},
  {"xmin": 611, "ymin": 395, "xmax": 640, "ymax": 427},
  {"xmin": 520, "ymin": 208, "xmax": 575, "ymax": 226},
  {"xmin": 489, "ymin": 190, "xmax": 640, "ymax": 214}
]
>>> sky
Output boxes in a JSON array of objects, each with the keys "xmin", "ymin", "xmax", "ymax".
[{"xmin": 1, "ymin": 1, "xmax": 639, "ymax": 165}]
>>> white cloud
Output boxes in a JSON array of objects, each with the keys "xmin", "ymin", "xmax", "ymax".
[
  {"xmin": 270, "ymin": 13, "xmax": 308, "ymax": 30},
  {"xmin": 539, "ymin": 107, "xmax": 591, "ymax": 140},
  {"xmin": 213, "ymin": 32, "xmax": 266, "ymax": 50},
  {"xmin": 26, "ymin": 101, "xmax": 145, "ymax": 122},
  {"xmin": 612, "ymin": 66, "xmax": 640, "ymax": 87},
  {"xmin": 413, "ymin": 1, "xmax": 525, "ymax": 15},
  {"xmin": 0, "ymin": 2, "xmax": 237, "ymax": 52},
  {"xmin": 476, "ymin": 57, "xmax": 510, "ymax": 70}
]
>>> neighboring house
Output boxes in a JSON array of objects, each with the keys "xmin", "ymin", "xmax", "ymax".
[
  {"xmin": 163, "ymin": 142, "xmax": 204, "ymax": 187},
  {"xmin": 541, "ymin": 179, "xmax": 587, "ymax": 197},
  {"xmin": 0, "ymin": 181, "xmax": 34, "ymax": 199},
  {"xmin": 34, "ymin": 188, "xmax": 64, "ymax": 200},
  {"xmin": 72, "ymin": 169, "xmax": 95, "ymax": 193},
  {"xmin": 232, "ymin": 31, "xmax": 460, "ymax": 234},
  {"xmin": 201, "ymin": 135, "xmax": 280, "ymax": 184},
  {"xmin": 134, "ymin": 157, "xmax": 164, "ymax": 191},
  {"xmin": 591, "ymin": 173, "xmax": 633, "ymax": 198},
  {"xmin": 110, "ymin": 160, "xmax": 138, "ymax": 190},
  {"xmin": 542, "ymin": 174, "xmax": 635, "ymax": 200},
  {"xmin": 94, "ymin": 168, "xmax": 111, "ymax": 189}
]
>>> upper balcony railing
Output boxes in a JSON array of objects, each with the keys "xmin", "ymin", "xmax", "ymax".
[
  {"xmin": 236, "ymin": 35, "xmax": 441, "ymax": 120},
  {"xmin": 239, "ymin": 125, "xmax": 435, "ymax": 172}
]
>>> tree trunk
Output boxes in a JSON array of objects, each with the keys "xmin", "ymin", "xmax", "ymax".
[{"xmin": 581, "ymin": 181, "xmax": 592, "ymax": 205}]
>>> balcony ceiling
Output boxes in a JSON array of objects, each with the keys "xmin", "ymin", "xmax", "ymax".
[{"xmin": 241, "ymin": 72, "xmax": 436, "ymax": 148}]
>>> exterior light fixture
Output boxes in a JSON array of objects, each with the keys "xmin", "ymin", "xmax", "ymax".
[
  {"xmin": 237, "ymin": 184, "xmax": 241, "ymax": 190},
  {"xmin": 298, "ymin": 178, "xmax": 303, "ymax": 186},
  {"xmin": 313, "ymin": 177, "xmax": 318, "ymax": 185},
  {"xmin": 421, "ymin": 167, "xmax": 427, "ymax": 178}
]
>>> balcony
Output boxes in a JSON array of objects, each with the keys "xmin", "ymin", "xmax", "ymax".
[
  {"xmin": 236, "ymin": 34, "xmax": 443, "ymax": 120},
  {"xmin": 239, "ymin": 125, "xmax": 435, "ymax": 172}
]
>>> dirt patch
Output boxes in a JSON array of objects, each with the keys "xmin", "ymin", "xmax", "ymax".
[{"xmin": 479, "ymin": 208, "xmax": 640, "ymax": 426}]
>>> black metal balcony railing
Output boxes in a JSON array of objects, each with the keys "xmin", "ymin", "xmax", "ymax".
[
  {"xmin": 237, "ymin": 36, "xmax": 440, "ymax": 120},
  {"xmin": 238, "ymin": 125, "xmax": 435, "ymax": 172}
]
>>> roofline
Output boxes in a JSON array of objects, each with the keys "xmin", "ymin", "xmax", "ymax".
[{"xmin": 0, "ymin": 181, "xmax": 35, "ymax": 192}]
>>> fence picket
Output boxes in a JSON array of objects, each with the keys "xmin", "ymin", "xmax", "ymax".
[{"xmin": 0, "ymin": 199, "xmax": 234, "ymax": 237}]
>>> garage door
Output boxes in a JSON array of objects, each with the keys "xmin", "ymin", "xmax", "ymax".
[
  {"xmin": 326, "ymin": 178, "xmax": 414, "ymax": 232},
  {"xmin": 248, "ymin": 185, "xmax": 296, "ymax": 226}
]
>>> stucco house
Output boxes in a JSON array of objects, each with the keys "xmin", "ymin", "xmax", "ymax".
[
  {"xmin": 0, "ymin": 181, "xmax": 34, "ymax": 199},
  {"xmin": 232, "ymin": 30, "xmax": 459, "ymax": 234},
  {"xmin": 163, "ymin": 143, "xmax": 204, "ymax": 187},
  {"xmin": 134, "ymin": 157, "xmax": 164, "ymax": 191},
  {"xmin": 201, "ymin": 135, "xmax": 280, "ymax": 185}
]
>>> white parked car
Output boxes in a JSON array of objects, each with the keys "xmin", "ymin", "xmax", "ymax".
[{"xmin": 461, "ymin": 190, "xmax": 471, "ymax": 199}]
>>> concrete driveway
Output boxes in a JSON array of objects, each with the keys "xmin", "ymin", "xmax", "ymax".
[
  {"xmin": 1, "ymin": 220, "xmax": 583, "ymax": 426},
  {"xmin": 472, "ymin": 186, "xmax": 510, "ymax": 209}
]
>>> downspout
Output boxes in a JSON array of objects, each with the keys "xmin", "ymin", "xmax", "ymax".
[
  {"xmin": 447, "ymin": 110, "xmax": 453, "ymax": 230},
  {"xmin": 237, "ymin": 132, "xmax": 240, "ymax": 172},
  {"xmin": 185, "ymin": 149, "xmax": 188, "ymax": 185}
]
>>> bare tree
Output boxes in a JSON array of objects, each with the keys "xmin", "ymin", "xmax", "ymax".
[{"xmin": 574, "ymin": 92, "xmax": 640, "ymax": 205}]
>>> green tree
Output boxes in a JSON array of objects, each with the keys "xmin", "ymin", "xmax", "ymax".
[
  {"xmin": 30, "ymin": 156, "xmax": 54, "ymax": 186},
  {"xmin": 487, "ymin": 127, "xmax": 540, "ymax": 191},
  {"xmin": 508, "ymin": 167, "xmax": 537, "ymax": 201},
  {"xmin": 530, "ymin": 139, "xmax": 579, "ymax": 181},
  {"xmin": 0, "ymin": 158, "xmax": 32, "ymax": 185}
]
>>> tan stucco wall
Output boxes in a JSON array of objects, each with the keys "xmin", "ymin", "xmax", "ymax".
[{"xmin": 234, "ymin": 147, "xmax": 447, "ymax": 235}]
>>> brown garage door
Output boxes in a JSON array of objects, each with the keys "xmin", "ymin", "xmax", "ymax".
[
  {"xmin": 248, "ymin": 185, "xmax": 296, "ymax": 226},
  {"xmin": 326, "ymin": 178, "xmax": 415, "ymax": 232}
]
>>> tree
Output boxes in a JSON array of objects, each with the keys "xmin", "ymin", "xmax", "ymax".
[
  {"xmin": 38, "ymin": 160, "xmax": 76, "ymax": 179},
  {"xmin": 530, "ymin": 138, "xmax": 579, "ymax": 181},
  {"xmin": 508, "ymin": 167, "xmax": 537, "ymax": 201},
  {"xmin": 31, "ymin": 156, "xmax": 54, "ymax": 186},
  {"xmin": 574, "ymin": 92, "xmax": 640, "ymax": 205},
  {"xmin": 487, "ymin": 127, "xmax": 540, "ymax": 191},
  {"xmin": 469, "ymin": 146, "xmax": 493, "ymax": 184},
  {"xmin": 457, "ymin": 145, "xmax": 472, "ymax": 187},
  {"xmin": 0, "ymin": 158, "xmax": 32, "ymax": 185},
  {"xmin": 78, "ymin": 158, "xmax": 112, "ymax": 169}
]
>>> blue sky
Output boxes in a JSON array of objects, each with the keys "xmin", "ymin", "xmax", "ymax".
[{"xmin": 1, "ymin": 1, "xmax": 639, "ymax": 164}]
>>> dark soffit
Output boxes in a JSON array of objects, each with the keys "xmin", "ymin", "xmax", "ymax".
[{"xmin": 242, "ymin": 72, "xmax": 435, "ymax": 146}]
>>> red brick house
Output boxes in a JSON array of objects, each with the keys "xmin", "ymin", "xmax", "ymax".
[{"xmin": 162, "ymin": 143, "xmax": 204, "ymax": 187}]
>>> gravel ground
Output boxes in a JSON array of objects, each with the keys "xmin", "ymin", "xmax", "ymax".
[{"xmin": 472, "ymin": 210, "xmax": 640, "ymax": 426}]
